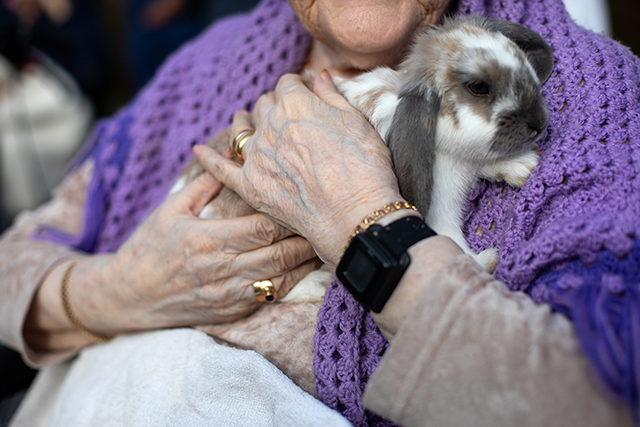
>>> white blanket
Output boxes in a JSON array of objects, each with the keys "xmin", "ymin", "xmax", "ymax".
[{"xmin": 11, "ymin": 328, "xmax": 350, "ymax": 427}]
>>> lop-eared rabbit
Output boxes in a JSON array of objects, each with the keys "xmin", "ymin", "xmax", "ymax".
[{"xmin": 170, "ymin": 16, "xmax": 555, "ymax": 302}]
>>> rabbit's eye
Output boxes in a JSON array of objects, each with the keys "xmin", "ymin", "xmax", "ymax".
[{"xmin": 466, "ymin": 82, "xmax": 490, "ymax": 97}]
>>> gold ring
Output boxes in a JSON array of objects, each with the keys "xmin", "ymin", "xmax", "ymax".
[
  {"xmin": 231, "ymin": 129, "xmax": 254, "ymax": 163},
  {"xmin": 252, "ymin": 280, "xmax": 277, "ymax": 303}
]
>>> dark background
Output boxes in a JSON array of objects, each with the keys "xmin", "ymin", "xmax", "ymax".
[
  {"xmin": 609, "ymin": 0, "xmax": 640, "ymax": 56},
  {"xmin": 92, "ymin": 0, "xmax": 640, "ymax": 117},
  {"xmin": 2, "ymin": 0, "xmax": 637, "ymax": 119}
]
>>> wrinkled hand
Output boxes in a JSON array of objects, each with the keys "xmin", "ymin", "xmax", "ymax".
[
  {"xmin": 194, "ymin": 72, "xmax": 404, "ymax": 268},
  {"xmin": 76, "ymin": 172, "xmax": 319, "ymax": 334}
]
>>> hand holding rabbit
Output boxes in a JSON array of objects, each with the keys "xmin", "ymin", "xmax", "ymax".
[
  {"xmin": 194, "ymin": 72, "xmax": 413, "ymax": 270},
  {"xmin": 25, "ymin": 170, "xmax": 319, "ymax": 350}
]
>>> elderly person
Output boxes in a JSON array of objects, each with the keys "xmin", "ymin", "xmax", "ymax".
[{"xmin": 1, "ymin": 0, "xmax": 639, "ymax": 426}]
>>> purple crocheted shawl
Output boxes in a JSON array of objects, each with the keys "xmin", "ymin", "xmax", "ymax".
[{"xmin": 37, "ymin": 0, "xmax": 640, "ymax": 424}]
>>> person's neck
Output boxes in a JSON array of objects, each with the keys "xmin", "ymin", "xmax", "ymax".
[
  {"xmin": 302, "ymin": 39, "xmax": 404, "ymax": 80},
  {"xmin": 301, "ymin": 41, "xmax": 362, "ymax": 79}
]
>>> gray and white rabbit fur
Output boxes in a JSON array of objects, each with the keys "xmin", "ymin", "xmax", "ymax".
[
  {"xmin": 336, "ymin": 15, "xmax": 554, "ymax": 272},
  {"xmin": 170, "ymin": 15, "xmax": 555, "ymax": 302}
]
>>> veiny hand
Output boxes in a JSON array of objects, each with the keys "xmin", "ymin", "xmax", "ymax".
[
  {"xmin": 73, "ymin": 171, "xmax": 320, "ymax": 334},
  {"xmin": 194, "ymin": 72, "xmax": 405, "ymax": 268}
]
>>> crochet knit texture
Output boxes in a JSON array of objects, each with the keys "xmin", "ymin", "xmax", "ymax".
[{"xmin": 37, "ymin": 0, "xmax": 640, "ymax": 425}]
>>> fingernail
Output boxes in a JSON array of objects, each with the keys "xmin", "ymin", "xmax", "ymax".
[
  {"xmin": 320, "ymin": 70, "xmax": 332, "ymax": 83},
  {"xmin": 193, "ymin": 144, "xmax": 213, "ymax": 157}
]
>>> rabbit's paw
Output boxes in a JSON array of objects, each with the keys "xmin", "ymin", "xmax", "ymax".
[
  {"xmin": 481, "ymin": 148, "xmax": 539, "ymax": 188},
  {"xmin": 473, "ymin": 248, "xmax": 499, "ymax": 273}
]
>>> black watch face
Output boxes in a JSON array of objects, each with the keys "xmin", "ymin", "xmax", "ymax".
[
  {"xmin": 342, "ymin": 247, "xmax": 380, "ymax": 293},
  {"xmin": 337, "ymin": 232, "xmax": 409, "ymax": 312},
  {"xmin": 337, "ymin": 218, "xmax": 429, "ymax": 312},
  {"xmin": 338, "ymin": 233, "xmax": 398, "ymax": 302}
]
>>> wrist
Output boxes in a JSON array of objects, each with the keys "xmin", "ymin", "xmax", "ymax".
[
  {"xmin": 25, "ymin": 258, "xmax": 98, "ymax": 351},
  {"xmin": 70, "ymin": 254, "xmax": 121, "ymax": 337},
  {"xmin": 374, "ymin": 209, "xmax": 422, "ymax": 227},
  {"xmin": 326, "ymin": 195, "xmax": 421, "ymax": 269},
  {"xmin": 371, "ymin": 235, "xmax": 463, "ymax": 340},
  {"xmin": 336, "ymin": 215, "xmax": 436, "ymax": 312},
  {"xmin": 61, "ymin": 255, "xmax": 119, "ymax": 343}
]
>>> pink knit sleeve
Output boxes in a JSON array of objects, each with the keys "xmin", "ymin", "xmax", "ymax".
[
  {"xmin": 363, "ymin": 255, "xmax": 633, "ymax": 427},
  {"xmin": 0, "ymin": 162, "xmax": 93, "ymax": 367}
]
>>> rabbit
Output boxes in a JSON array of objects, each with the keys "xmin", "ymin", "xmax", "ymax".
[
  {"xmin": 335, "ymin": 15, "xmax": 554, "ymax": 272},
  {"xmin": 169, "ymin": 15, "xmax": 555, "ymax": 304}
]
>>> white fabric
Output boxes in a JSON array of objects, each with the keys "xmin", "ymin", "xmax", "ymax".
[
  {"xmin": 10, "ymin": 328, "xmax": 350, "ymax": 427},
  {"xmin": 562, "ymin": 0, "xmax": 612, "ymax": 35},
  {"xmin": 0, "ymin": 54, "xmax": 92, "ymax": 216}
]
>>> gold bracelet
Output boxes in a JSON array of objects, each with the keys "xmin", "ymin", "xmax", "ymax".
[
  {"xmin": 347, "ymin": 201, "xmax": 421, "ymax": 246},
  {"xmin": 61, "ymin": 261, "xmax": 114, "ymax": 343}
]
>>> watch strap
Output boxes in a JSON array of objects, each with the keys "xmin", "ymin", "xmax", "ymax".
[{"xmin": 368, "ymin": 216, "xmax": 436, "ymax": 256}]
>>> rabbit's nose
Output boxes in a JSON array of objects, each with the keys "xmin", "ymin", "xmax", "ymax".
[
  {"xmin": 526, "ymin": 124, "xmax": 547, "ymax": 141},
  {"xmin": 527, "ymin": 123, "xmax": 543, "ymax": 136},
  {"xmin": 525, "ymin": 108, "xmax": 548, "ymax": 137}
]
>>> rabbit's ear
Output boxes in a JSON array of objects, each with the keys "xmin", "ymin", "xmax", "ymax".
[
  {"xmin": 485, "ymin": 19, "xmax": 555, "ymax": 83},
  {"xmin": 386, "ymin": 90, "xmax": 439, "ymax": 216}
]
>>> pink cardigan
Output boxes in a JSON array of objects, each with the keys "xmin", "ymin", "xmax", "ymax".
[{"xmin": 0, "ymin": 162, "xmax": 631, "ymax": 426}]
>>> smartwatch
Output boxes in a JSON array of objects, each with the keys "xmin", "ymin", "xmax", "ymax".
[{"xmin": 336, "ymin": 216, "xmax": 436, "ymax": 313}]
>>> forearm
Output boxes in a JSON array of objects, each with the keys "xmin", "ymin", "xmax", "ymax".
[
  {"xmin": 365, "ymin": 251, "xmax": 633, "ymax": 426},
  {"xmin": 0, "ymin": 236, "xmax": 86, "ymax": 366},
  {"xmin": 24, "ymin": 255, "xmax": 118, "ymax": 353},
  {"xmin": 0, "ymin": 161, "xmax": 104, "ymax": 365}
]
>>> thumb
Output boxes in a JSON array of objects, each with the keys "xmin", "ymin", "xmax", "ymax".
[
  {"xmin": 172, "ymin": 169, "xmax": 224, "ymax": 217},
  {"xmin": 313, "ymin": 70, "xmax": 356, "ymax": 110}
]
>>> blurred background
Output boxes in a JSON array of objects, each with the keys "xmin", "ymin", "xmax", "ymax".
[
  {"xmin": 0, "ymin": 0, "xmax": 637, "ymax": 232},
  {"xmin": 0, "ymin": 0, "xmax": 638, "ymax": 424},
  {"xmin": 0, "ymin": 0, "xmax": 261, "ymax": 233}
]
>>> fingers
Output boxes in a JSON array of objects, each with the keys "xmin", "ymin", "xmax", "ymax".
[
  {"xmin": 200, "ymin": 232, "xmax": 317, "ymax": 289},
  {"xmin": 235, "ymin": 256, "xmax": 320, "ymax": 306},
  {"xmin": 172, "ymin": 171, "xmax": 224, "ymax": 216},
  {"xmin": 239, "ymin": 235, "xmax": 317, "ymax": 278},
  {"xmin": 251, "ymin": 92, "xmax": 275, "ymax": 126},
  {"xmin": 273, "ymin": 258, "xmax": 323, "ymax": 298},
  {"xmin": 313, "ymin": 70, "xmax": 356, "ymax": 110},
  {"xmin": 202, "ymin": 213, "xmax": 296, "ymax": 252},
  {"xmin": 234, "ymin": 258, "xmax": 322, "ymax": 305},
  {"xmin": 272, "ymin": 73, "xmax": 308, "ymax": 99},
  {"xmin": 229, "ymin": 110, "xmax": 254, "ymax": 149},
  {"xmin": 229, "ymin": 94, "xmax": 275, "ymax": 165},
  {"xmin": 247, "ymin": 257, "xmax": 322, "ymax": 303},
  {"xmin": 193, "ymin": 144, "xmax": 244, "ymax": 196}
]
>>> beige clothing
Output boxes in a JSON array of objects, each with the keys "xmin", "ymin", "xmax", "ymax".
[
  {"xmin": 364, "ymin": 255, "xmax": 633, "ymax": 426},
  {"xmin": 0, "ymin": 161, "xmax": 91, "ymax": 367},
  {"xmin": 0, "ymin": 161, "xmax": 321, "ymax": 396},
  {"xmin": 0, "ymin": 163, "xmax": 633, "ymax": 426}
]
